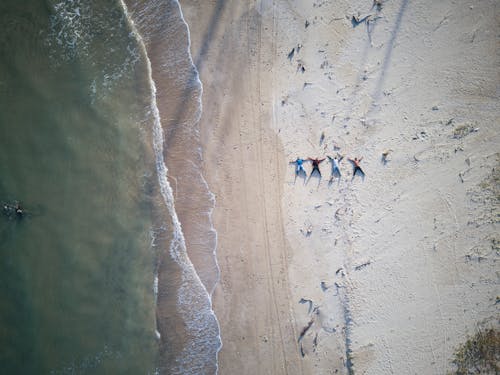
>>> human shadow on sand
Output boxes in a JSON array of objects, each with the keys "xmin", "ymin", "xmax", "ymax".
[
  {"xmin": 294, "ymin": 169, "xmax": 307, "ymax": 185},
  {"xmin": 306, "ymin": 168, "xmax": 322, "ymax": 188},
  {"xmin": 328, "ymin": 175, "xmax": 341, "ymax": 187},
  {"xmin": 327, "ymin": 160, "xmax": 342, "ymax": 187}
]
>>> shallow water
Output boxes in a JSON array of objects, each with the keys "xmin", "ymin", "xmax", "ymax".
[{"xmin": 0, "ymin": 0, "xmax": 159, "ymax": 373}]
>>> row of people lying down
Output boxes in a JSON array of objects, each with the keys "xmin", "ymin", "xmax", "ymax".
[{"xmin": 290, "ymin": 155, "xmax": 365, "ymax": 180}]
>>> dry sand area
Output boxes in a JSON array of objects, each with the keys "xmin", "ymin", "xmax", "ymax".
[{"xmin": 181, "ymin": 0, "xmax": 499, "ymax": 373}]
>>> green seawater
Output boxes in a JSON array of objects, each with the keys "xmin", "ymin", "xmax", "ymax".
[{"xmin": 0, "ymin": 0, "xmax": 159, "ymax": 373}]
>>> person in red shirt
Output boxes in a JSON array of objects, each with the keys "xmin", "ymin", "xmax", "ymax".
[{"xmin": 348, "ymin": 157, "xmax": 365, "ymax": 179}]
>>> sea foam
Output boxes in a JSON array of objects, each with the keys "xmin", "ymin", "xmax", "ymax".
[{"xmin": 119, "ymin": 1, "xmax": 222, "ymax": 373}]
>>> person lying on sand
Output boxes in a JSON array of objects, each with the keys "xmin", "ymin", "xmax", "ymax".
[
  {"xmin": 327, "ymin": 155, "xmax": 344, "ymax": 178},
  {"xmin": 381, "ymin": 149, "xmax": 392, "ymax": 164},
  {"xmin": 348, "ymin": 157, "xmax": 365, "ymax": 179},
  {"xmin": 308, "ymin": 157, "xmax": 325, "ymax": 177},
  {"xmin": 290, "ymin": 157, "xmax": 306, "ymax": 176}
]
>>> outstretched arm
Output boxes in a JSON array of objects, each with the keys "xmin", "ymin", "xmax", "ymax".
[{"xmin": 359, "ymin": 157, "xmax": 363, "ymax": 162}]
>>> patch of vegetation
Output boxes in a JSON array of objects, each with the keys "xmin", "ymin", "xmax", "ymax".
[
  {"xmin": 469, "ymin": 156, "xmax": 500, "ymax": 209},
  {"xmin": 478, "ymin": 163, "xmax": 500, "ymax": 204},
  {"xmin": 449, "ymin": 328, "xmax": 500, "ymax": 374},
  {"xmin": 453, "ymin": 124, "xmax": 477, "ymax": 139}
]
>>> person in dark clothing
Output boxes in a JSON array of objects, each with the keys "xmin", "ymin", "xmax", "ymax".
[
  {"xmin": 308, "ymin": 157, "xmax": 325, "ymax": 177},
  {"xmin": 15, "ymin": 202, "xmax": 24, "ymax": 218},
  {"xmin": 2, "ymin": 201, "xmax": 25, "ymax": 220}
]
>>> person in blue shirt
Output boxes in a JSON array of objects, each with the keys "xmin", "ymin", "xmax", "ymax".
[{"xmin": 291, "ymin": 157, "xmax": 306, "ymax": 176}]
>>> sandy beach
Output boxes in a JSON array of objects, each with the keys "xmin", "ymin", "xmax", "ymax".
[{"xmin": 181, "ymin": 0, "xmax": 499, "ymax": 373}]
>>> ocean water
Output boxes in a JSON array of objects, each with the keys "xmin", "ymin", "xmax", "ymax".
[{"xmin": 0, "ymin": 0, "xmax": 220, "ymax": 374}]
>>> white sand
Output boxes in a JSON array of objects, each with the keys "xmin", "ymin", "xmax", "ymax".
[{"xmin": 181, "ymin": 0, "xmax": 499, "ymax": 373}]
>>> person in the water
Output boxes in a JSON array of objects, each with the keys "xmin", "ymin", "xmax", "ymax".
[
  {"xmin": 15, "ymin": 202, "xmax": 24, "ymax": 218},
  {"xmin": 2, "ymin": 201, "xmax": 25, "ymax": 219}
]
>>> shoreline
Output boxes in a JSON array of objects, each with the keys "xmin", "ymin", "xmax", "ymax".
[
  {"xmin": 181, "ymin": 1, "xmax": 305, "ymax": 373},
  {"xmin": 123, "ymin": 0, "xmax": 222, "ymax": 373},
  {"xmin": 183, "ymin": 0, "xmax": 499, "ymax": 374}
]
